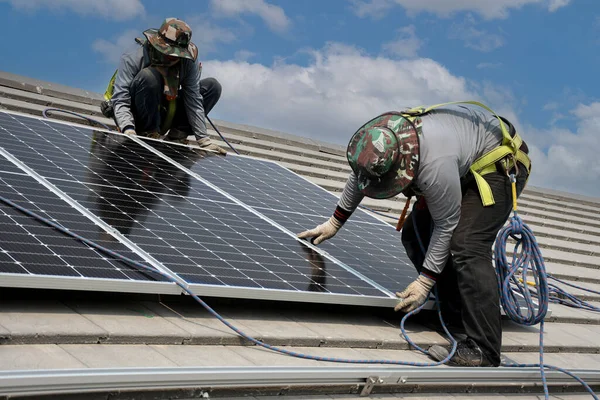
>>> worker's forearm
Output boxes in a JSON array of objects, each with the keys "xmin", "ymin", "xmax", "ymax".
[
  {"xmin": 421, "ymin": 225, "xmax": 453, "ymax": 277},
  {"xmin": 337, "ymin": 172, "xmax": 364, "ymax": 216}
]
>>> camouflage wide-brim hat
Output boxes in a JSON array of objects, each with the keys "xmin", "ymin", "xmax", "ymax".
[
  {"xmin": 143, "ymin": 17, "xmax": 198, "ymax": 61},
  {"xmin": 347, "ymin": 112, "xmax": 422, "ymax": 199}
]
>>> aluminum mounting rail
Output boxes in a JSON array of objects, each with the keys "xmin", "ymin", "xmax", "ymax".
[{"xmin": 1, "ymin": 366, "xmax": 599, "ymax": 397}]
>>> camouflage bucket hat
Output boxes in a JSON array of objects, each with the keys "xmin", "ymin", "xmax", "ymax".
[
  {"xmin": 347, "ymin": 112, "xmax": 422, "ymax": 199},
  {"xmin": 143, "ymin": 17, "xmax": 198, "ymax": 61}
]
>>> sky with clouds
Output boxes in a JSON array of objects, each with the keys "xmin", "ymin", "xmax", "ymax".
[{"xmin": 0, "ymin": 0, "xmax": 599, "ymax": 197}]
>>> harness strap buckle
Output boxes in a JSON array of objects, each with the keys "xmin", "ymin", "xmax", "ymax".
[{"xmin": 504, "ymin": 154, "xmax": 519, "ymax": 178}]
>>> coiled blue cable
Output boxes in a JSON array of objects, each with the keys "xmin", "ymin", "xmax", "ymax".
[{"xmin": 494, "ymin": 175, "xmax": 598, "ymax": 400}]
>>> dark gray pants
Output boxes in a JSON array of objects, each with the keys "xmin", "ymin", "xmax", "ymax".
[
  {"xmin": 401, "ymin": 167, "xmax": 528, "ymax": 366},
  {"xmin": 129, "ymin": 67, "xmax": 222, "ymax": 136}
]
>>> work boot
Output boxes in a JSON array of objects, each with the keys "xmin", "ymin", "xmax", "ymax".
[
  {"xmin": 196, "ymin": 137, "xmax": 228, "ymax": 155},
  {"xmin": 428, "ymin": 338, "xmax": 495, "ymax": 367},
  {"xmin": 165, "ymin": 128, "xmax": 190, "ymax": 144}
]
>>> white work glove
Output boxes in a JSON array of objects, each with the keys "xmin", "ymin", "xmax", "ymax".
[
  {"xmin": 124, "ymin": 128, "xmax": 136, "ymax": 135},
  {"xmin": 394, "ymin": 273, "xmax": 436, "ymax": 313},
  {"xmin": 297, "ymin": 216, "xmax": 342, "ymax": 245},
  {"xmin": 196, "ymin": 137, "xmax": 228, "ymax": 155}
]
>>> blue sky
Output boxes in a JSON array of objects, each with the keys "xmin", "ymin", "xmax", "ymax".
[{"xmin": 0, "ymin": 0, "xmax": 599, "ymax": 196}]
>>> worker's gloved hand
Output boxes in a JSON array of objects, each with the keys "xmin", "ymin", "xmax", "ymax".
[
  {"xmin": 123, "ymin": 129, "xmax": 136, "ymax": 136},
  {"xmin": 297, "ymin": 216, "xmax": 342, "ymax": 245},
  {"xmin": 100, "ymin": 100, "xmax": 114, "ymax": 118},
  {"xmin": 394, "ymin": 273, "xmax": 436, "ymax": 313},
  {"xmin": 196, "ymin": 137, "xmax": 228, "ymax": 155}
]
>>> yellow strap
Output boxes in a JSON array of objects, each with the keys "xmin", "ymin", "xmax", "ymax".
[
  {"xmin": 473, "ymin": 171, "xmax": 495, "ymax": 207},
  {"xmin": 160, "ymin": 99, "xmax": 177, "ymax": 134},
  {"xmin": 512, "ymin": 178, "xmax": 518, "ymax": 211},
  {"xmin": 103, "ymin": 69, "xmax": 118, "ymax": 101}
]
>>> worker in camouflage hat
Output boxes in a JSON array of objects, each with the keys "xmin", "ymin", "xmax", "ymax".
[
  {"xmin": 143, "ymin": 17, "xmax": 198, "ymax": 61},
  {"xmin": 346, "ymin": 112, "xmax": 421, "ymax": 200},
  {"xmin": 298, "ymin": 103, "xmax": 531, "ymax": 369},
  {"xmin": 103, "ymin": 17, "xmax": 227, "ymax": 155}
]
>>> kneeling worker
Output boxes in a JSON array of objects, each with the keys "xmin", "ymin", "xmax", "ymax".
[
  {"xmin": 298, "ymin": 102, "xmax": 531, "ymax": 367},
  {"xmin": 101, "ymin": 17, "xmax": 227, "ymax": 155}
]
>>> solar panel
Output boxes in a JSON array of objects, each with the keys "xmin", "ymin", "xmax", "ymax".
[
  {"xmin": 0, "ymin": 111, "xmax": 400, "ymax": 306},
  {"xmin": 0, "ymin": 170, "xmax": 170, "ymax": 287},
  {"xmin": 140, "ymin": 146, "xmax": 419, "ymax": 294}
]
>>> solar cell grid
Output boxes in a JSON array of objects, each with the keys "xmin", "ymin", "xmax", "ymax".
[
  {"xmin": 0, "ymin": 111, "xmax": 391, "ymax": 301},
  {"xmin": 0, "ymin": 113, "xmax": 234, "ymax": 205},
  {"xmin": 144, "ymin": 142, "xmax": 378, "ymax": 223},
  {"xmin": 130, "ymin": 144, "xmax": 418, "ymax": 294},
  {"xmin": 0, "ymin": 172, "xmax": 165, "ymax": 282}
]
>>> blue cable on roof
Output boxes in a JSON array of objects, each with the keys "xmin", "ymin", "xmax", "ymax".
[{"xmin": 493, "ymin": 178, "xmax": 598, "ymax": 400}]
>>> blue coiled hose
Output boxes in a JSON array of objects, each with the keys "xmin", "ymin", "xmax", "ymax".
[{"xmin": 493, "ymin": 175, "xmax": 598, "ymax": 400}]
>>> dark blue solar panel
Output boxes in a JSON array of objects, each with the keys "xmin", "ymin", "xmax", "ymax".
[{"xmin": 0, "ymin": 111, "xmax": 390, "ymax": 300}]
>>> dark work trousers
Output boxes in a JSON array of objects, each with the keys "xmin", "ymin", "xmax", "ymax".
[
  {"xmin": 128, "ymin": 67, "xmax": 222, "ymax": 136},
  {"xmin": 401, "ymin": 166, "xmax": 528, "ymax": 366}
]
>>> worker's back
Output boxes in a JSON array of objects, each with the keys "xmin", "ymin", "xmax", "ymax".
[{"xmin": 419, "ymin": 104, "xmax": 505, "ymax": 178}]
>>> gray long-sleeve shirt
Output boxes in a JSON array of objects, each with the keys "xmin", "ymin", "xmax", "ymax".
[
  {"xmin": 338, "ymin": 104, "xmax": 505, "ymax": 275},
  {"xmin": 111, "ymin": 42, "xmax": 207, "ymax": 138}
]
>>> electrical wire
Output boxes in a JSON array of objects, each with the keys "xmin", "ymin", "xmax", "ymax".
[
  {"xmin": 42, "ymin": 108, "xmax": 112, "ymax": 131},
  {"xmin": 206, "ymin": 115, "xmax": 240, "ymax": 155}
]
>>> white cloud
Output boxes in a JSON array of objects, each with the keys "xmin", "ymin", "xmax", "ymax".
[
  {"xmin": 543, "ymin": 102, "xmax": 559, "ymax": 111},
  {"xmin": 210, "ymin": 0, "xmax": 291, "ymax": 33},
  {"xmin": 350, "ymin": 0, "xmax": 572, "ymax": 20},
  {"xmin": 92, "ymin": 29, "xmax": 139, "ymax": 64},
  {"xmin": 202, "ymin": 42, "xmax": 477, "ymax": 146},
  {"xmin": 382, "ymin": 25, "xmax": 423, "ymax": 58},
  {"xmin": 524, "ymin": 105, "xmax": 600, "ymax": 197},
  {"xmin": 186, "ymin": 16, "xmax": 238, "ymax": 57},
  {"xmin": 449, "ymin": 15, "xmax": 505, "ymax": 52},
  {"xmin": 548, "ymin": 0, "xmax": 571, "ymax": 12},
  {"xmin": 349, "ymin": 0, "xmax": 396, "ymax": 19},
  {"xmin": 0, "ymin": 0, "xmax": 144, "ymax": 20},
  {"xmin": 234, "ymin": 50, "xmax": 257, "ymax": 62}
]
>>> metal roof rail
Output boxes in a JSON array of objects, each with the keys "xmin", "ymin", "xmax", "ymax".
[{"xmin": 1, "ymin": 366, "xmax": 599, "ymax": 398}]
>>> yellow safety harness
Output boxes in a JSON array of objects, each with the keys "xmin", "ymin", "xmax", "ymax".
[{"xmin": 400, "ymin": 100, "xmax": 531, "ymax": 207}]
